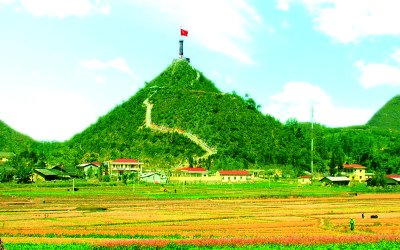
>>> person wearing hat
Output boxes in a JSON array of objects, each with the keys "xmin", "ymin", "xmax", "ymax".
[{"xmin": 350, "ymin": 218, "xmax": 355, "ymax": 231}]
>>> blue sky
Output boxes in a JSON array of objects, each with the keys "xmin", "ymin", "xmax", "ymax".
[{"xmin": 1, "ymin": 0, "xmax": 400, "ymax": 141}]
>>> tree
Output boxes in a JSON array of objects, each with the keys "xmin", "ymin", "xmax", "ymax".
[
  {"xmin": 14, "ymin": 166, "xmax": 33, "ymax": 184},
  {"xmin": 102, "ymin": 174, "xmax": 111, "ymax": 182},
  {"xmin": 122, "ymin": 173, "xmax": 128, "ymax": 184},
  {"xmin": 0, "ymin": 166, "xmax": 14, "ymax": 182},
  {"xmin": 367, "ymin": 172, "xmax": 387, "ymax": 187},
  {"xmin": 188, "ymin": 156, "xmax": 194, "ymax": 168},
  {"xmin": 87, "ymin": 167, "xmax": 94, "ymax": 179},
  {"xmin": 329, "ymin": 152, "xmax": 337, "ymax": 176}
]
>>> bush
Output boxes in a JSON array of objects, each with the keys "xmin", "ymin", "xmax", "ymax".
[{"xmin": 102, "ymin": 174, "xmax": 111, "ymax": 182}]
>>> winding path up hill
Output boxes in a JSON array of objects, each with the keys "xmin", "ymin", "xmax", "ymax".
[{"xmin": 143, "ymin": 97, "xmax": 217, "ymax": 163}]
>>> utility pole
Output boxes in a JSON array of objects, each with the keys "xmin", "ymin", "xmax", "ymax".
[{"xmin": 311, "ymin": 106, "xmax": 314, "ymax": 174}]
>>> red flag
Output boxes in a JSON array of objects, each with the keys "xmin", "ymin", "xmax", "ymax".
[{"xmin": 181, "ymin": 29, "xmax": 188, "ymax": 37}]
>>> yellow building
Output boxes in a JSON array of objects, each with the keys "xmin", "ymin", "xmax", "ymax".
[
  {"xmin": 298, "ymin": 175, "xmax": 312, "ymax": 184},
  {"xmin": 169, "ymin": 168, "xmax": 220, "ymax": 184},
  {"xmin": 216, "ymin": 170, "xmax": 252, "ymax": 183},
  {"xmin": 343, "ymin": 164, "xmax": 366, "ymax": 181},
  {"xmin": 108, "ymin": 159, "xmax": 143, "ymax": 176}
]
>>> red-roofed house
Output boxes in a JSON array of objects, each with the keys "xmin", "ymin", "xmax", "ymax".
[
  {"xmin": 76, "ymin": 162, "xmax": 103, "ymax": 177},
  {"xmin": 343, "ymin": 164, "xmax": 367, "ymax": 181},
  {"xmin": 386, "ymin": 175, "xmax": 400, "ymax": 184},
  {"xmin": 216, "ymin": 170, "xmax": 252, "ymax": 183},
  {"xmin": 170, "ymin": 167, "xmax": 221, "ymax": 184},
  {"xmin": 109, "ymin": 159, "xmax": 144, "ymax": 176},
  {"xmin": 177, "ymin": 168, "xmax": 209, "ymax": 177}
]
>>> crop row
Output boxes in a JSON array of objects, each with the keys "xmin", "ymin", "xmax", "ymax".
[
  {"xmin": 4, "ymin": 240, "xmax": 400, "ymax": 250},
  {"xmin": 97, "ymin": 234, "xmax": 400, "ymax": 248}
]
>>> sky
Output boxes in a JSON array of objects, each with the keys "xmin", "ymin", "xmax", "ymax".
[{"xmin": 1, "ymin": 0, "xmax": 400, "ymax": 142}]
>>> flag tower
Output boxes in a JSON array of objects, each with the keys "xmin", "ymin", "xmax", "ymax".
[{"xmin": 178, "ymin": 28, "xmax": 190, "ymax": 63}]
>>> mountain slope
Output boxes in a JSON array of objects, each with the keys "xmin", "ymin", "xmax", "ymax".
[
  {"xmin": 367, "ymin": 95, "xmax": 400, "ymax": 131},
  {"xmin": 0, "ymin": 119, "xmax": 37, "ymax": 153},
  {"xmin": 66, "ymin": 59, "xmax": 303, "ymax": 170}
]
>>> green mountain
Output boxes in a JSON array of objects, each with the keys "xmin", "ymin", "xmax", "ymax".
[
  {"xmin": 0, "ymin": 119, "xmax": 37, "ymax": 153},
  {"xmin": 64, "ymin": 59, "xmax": 309, "ymax": 171},
  {"xmin": 367, "ymin": 95, "xmax": 400, "ymax": 131},
  {"xmin": 4, "ymin": 59, "xmax": 400, "ymax": 175}
]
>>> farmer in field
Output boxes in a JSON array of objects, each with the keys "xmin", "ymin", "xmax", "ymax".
[{"xmin": 350, "ymin": 218, "xmax": 355, "ymax": 231}]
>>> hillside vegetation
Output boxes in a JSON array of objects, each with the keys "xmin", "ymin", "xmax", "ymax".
[
  {"xmin": 367, "ymin": 94, "xmax": 400, "ymax": 131},
  {"xmin": 0, "ymin": 119, "xmax": 36, "ymax": 153},
  {"xmin": 1, "ymin": 60, "xmax": 400, "ymax": 176}
]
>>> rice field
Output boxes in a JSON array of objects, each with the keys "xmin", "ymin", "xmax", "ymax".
[{"xmin": 1, "ymin": 181, "xmax": 400, "ymax": 249}]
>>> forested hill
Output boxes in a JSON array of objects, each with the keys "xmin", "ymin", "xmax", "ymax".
[
  {"xmin": 367, "ymin": 95, "xmax": 400, "ymax": 131},
  {"xmin": 64, "ymin": 59, "xmax": 308, "ymax": 171},
  {"xmin": 0, "ymin": 119, "xmax": 37, "ymax": 153},
  {"xmin": 3, "ymin": 59, "xmax": 400, "ymax": 176}
]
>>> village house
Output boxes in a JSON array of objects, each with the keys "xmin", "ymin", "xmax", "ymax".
[
  {"xmin": 320, "ymin": 176, "xmax": 351, "ymax": 186},
  {"xmin": 298, "ymin": 175, "xmax": 312, "ymax": 184},
  {"xmin": 343, "ymin": 164, "xmax": 366, "ymax": 181},
  {"xmin": 216, "ymin": 170, "xmax": 252, "ymax": 183},
  {"xmin": 34, "ymin": 169, "xmax": 59, "ymax": 181},
  {"xmin": 108, "ymin": 159, "xmax": 143, "ymax": 176},
  {"xmin": 386, "ymin": 175, "xmax": 400, "ymax": 185},
  {"xmin": 169, "ymin": 167, "xmax": 218, "ymax": 184},
  {"xmin": 76, "ymin": 162, "xmax": 102, "ymax": 176},
  {"xmin": 140, "ymin": 172, "xmax": 167, "ymax": 184},
  {"xmin": 51, "ymin": 165, "xmax": 78, "ymax": 178}
]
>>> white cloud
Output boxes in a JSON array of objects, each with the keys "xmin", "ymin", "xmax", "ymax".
[
  {"xmin": 0, "ymin": 87, "xmax": 97, "ymax": 141},
  {"xmin": 132, "ymin": 0, "xmax": 262, "ymax": 65},
  {"xmin": 276, "ymin": 0, "xmax": 292, "ymax": 11},
  {"xmin": 0, "ymin": 0, "xmax": 14, "ymax": 4},
  {"xmin": 226, "ymin": 76, "xmax": 232, "ymax": 84},
  {"xmin": 107, "ymin": 57, "xmax": 132, "ymax": 74},
  {"xmin": 79, "ymin": 59, "xmax": 106, "ymax": 70},
  {"xmin": 271, "ymin": 81, "xmax": 331, "ymax": 105},
  {"xmin": 212, "ymin": 71, "xmax": 218, "ymax": 75},
  {"xmin": 263, "ymin": 81, "xmax": 374, "ymax": 126},
  {"xmin": 5, "ymin": 0, "xmax": 109, "ymax": 18},
  {"xmin": 94, "ymin": 75, "xmax": 106, "ymax": 83},
  {"xmin": 281, "ymin": 0, "xmax": 400, "ymax": 43},
  {"xmin": 79, "ymin": 57, "xmax": 138, "ymax": 79},
  {"xmin": 33, "ymin": 72, "xmax": 40, "ymax": 78},
  {"xmin": 355, "ymin": 62, "xmax": 400, "ymax": 88},
  {"xmin": 391, "ymin": 49, "xmax": 400, "ymax": 64}
]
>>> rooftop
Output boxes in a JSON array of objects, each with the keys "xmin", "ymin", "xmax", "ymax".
[
  {"xmin": 178, "ymin": 168, "xmax": 208, "ymax": 172},
  {"xmin": 111, "ymin": 159, "xmax": 142, "ymax": 164},
  {"xmin": 343, "ymin": 164, "xmax": 366, "ymax": 169},
  {"xmin": 218, "ymin": 170, "xmax": 251, "ymax": 176},
  {"xmin": 322, "ymin": 177, "xmax": 351, "ymax": 181}
]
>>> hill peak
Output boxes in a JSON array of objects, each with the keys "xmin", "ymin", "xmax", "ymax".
[
  {"xmin": 366, "ymin": 94, "xmax": 400, "ymax": 131},
  {"xmin": 145, "ymin": 59, "xmax": 220, "ymax": 93}
]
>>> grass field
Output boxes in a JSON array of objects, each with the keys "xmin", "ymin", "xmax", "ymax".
[{"xmin": 1, "ymin": 180, "xmax": 400, "ymax": 249}]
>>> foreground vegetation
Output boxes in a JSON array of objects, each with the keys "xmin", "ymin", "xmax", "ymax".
[
  {"xmin": 2, "ymin": 181, "xmax": 400, "ymax": 249},
  {"xmin": 4, "ymin": 240, "xmax": 400, "ymax": 250}
]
